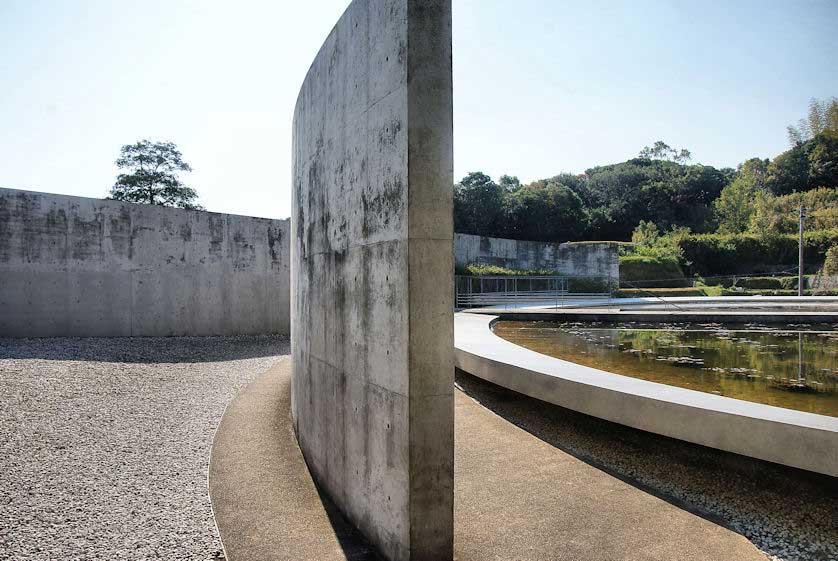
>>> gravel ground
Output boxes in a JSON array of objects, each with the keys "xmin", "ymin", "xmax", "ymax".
[
  {"xmin": 456, "ymin": 369, "xmax": 838, "ymax": 561},
  {"xmin": 0, "ymin": 335, "xmax": 289, "ymax": 561}
]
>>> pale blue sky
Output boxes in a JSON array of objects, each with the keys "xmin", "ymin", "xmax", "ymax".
[{"xmin": 1, "ymin": 0, "xmax": 836, "ymax": 219}]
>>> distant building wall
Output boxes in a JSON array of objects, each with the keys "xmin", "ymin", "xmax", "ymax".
[
  {"xmin": 454, "ymin": 233, "xmax": 619, "ymax": 280},
  {"xmin": 0, "ymin": 187, "xmax": 290, "ymax": 336}
]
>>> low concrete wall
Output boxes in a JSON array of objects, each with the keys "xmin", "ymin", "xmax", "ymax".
[
  {"xmin": 454, "ymin": 312, "xmax": 838, "ymax": 477},
  {"xmin": 291, "ymin": 1, "xmax": 453, "ymax": 560},
  {"xmin": 0, "ymin": 187, "xmax": 290, "ymax": 336},
  {"xmin": 454, "ymin": 233, "xmax": 618, "ymax": 279}
]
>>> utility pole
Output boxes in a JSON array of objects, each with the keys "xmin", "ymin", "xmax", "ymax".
[{"xmin": 798, "ymin": 204, "xmax": 805, "ymax": 297}]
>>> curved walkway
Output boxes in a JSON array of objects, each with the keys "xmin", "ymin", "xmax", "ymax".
[{"xmin": 210, "ymin": 359, "xmax": 764, "ymax": 561}]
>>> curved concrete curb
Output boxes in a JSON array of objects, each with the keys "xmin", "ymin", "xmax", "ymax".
[
  {"xmin": 208, "ymin": 357, "xmax": 376, "ymax": 561},
  {"xmin": 454, "ymin": 312, "xmax": 838, "ymax": 477}
]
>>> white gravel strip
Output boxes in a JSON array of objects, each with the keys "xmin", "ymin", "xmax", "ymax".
[{"xmin": 0, "ymin": 335, "xmax": 289, "ymax": 561}]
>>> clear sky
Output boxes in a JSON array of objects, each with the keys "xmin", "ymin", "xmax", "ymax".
[{"xmin": 1, "ymin": 0, "xmax": 836, "ymax": 219}]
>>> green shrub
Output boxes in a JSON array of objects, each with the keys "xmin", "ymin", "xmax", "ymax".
[
  {"xmin": 735, "ymin": 276, "xmax": 784, "ymax": 290},
  {"xmin": 821, "ymin": 245, "xmax": 838, "ymax": 276},
  {"xmin": 619, "ymin": 255, "xmax": 684, "ymax": 286},
  {"xmin": 676, "ymin": 230, "xmax": 838, "ymax": 275},
  {"xmin": 566, "ymin": 276, "xmax": 611, "ymax": 293},
  {"xmin": 458, "ymin": 264, "xmax": 557, "ymax": 276},
  {"xmin": 615, "ymin": 287, "xmax": 708, "ymax": 298}
]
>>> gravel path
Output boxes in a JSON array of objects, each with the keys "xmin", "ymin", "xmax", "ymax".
[
  {"xmin": 456, "ymin": 370, "xmax": 838, "ymax": 561},
  {"xmin": 0, "ymin": 335, "xmax": 289, "ymax": 561}
]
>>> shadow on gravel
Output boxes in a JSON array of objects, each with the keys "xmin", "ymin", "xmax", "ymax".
[
  {"xmin": 455, "ymin": 369, "xmax": 838, "ymax": 561},
  {"xmin": 0, "ymin": 335, "xmax": 289, "ymax": 363}
]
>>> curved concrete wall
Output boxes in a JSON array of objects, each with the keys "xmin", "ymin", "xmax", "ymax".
[
  {"xmin": 0, "ymin": 187, "xmax": 290, "ymax": 336},
  {"xmin": 454, "ymin": 313, "xmax": 838, "ymax": 477},
  {"xmin": 291, "ymin": 2, "xmax": 453, "ymax": 560}
]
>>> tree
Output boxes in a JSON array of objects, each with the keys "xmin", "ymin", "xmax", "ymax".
[
  {"xmin": 108, "ymin": 140, "xmax": 202, "ymax": 209},
  {"xmin": 767, "ymin": 130, "xmax": 838, "ymax": 195},
  {"xmin": 638, "ymin": 140, "xmax": 692, "ymax": 164},
  {"xmin": 787, "ymin": 97, "xmax": 838, "ymax": 145},
  {"xmin": 498, "ymin": 175, "xmax": 521, "ymax": 191},
  {"xmin": 453, "ymin": 172, "xmax": 504, "ymax": 236},
  {"xmin": 714, "ymin": 166, "xmax": 765, "ymax": 233},
  {"xmin": 504, "ymin": 182, "xmax": 588, "ymax": 242},
  {"xmin": 631, "ymin": 220, "xmax": 659, "ymax": 247}
]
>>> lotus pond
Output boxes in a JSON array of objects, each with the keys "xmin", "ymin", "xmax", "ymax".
[{"xmin": 493, "ymin": 321, "xmax": 838, "ymax": 417}]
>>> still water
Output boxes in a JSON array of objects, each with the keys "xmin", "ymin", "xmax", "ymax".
[{"xmin": 493, "ymin": 321, "xmax": 838, "ymax": 417}]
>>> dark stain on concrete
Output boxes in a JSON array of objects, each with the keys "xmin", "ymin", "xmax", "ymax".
[
  {"xmin": 209, "ymin": 216, "xmax": 225, "ymax": 262},
  {"xmin": 268, "ymin": 226, "xmax": 284, "ymax": 265},
  {"xmin": 361, "ymin": 177, "xmax": 403, "ymax": 238},
  {"xmin": 230, "ymin": 230, "xmax": 256, "ymax": 270},
  {"xmin": 0, "ymin": 194, "xmax": 11, "ymax": 262},
  {"xmin": 69, "ymin": 204, "xmax": 104, "ymax": 261},
  {"xmin": 108, "ymin": 206, "xmax": 133, "ymax": 260},
  {"xmin": 179, "ymin": 223, "xmax": 192, "ymax": 242}
]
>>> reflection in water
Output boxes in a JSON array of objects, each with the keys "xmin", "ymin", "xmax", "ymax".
[{"xmin": 493, "ymin": 320, "xmax": 838, "ymax": 417}]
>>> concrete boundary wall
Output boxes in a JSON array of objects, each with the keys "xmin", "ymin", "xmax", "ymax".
[
  {"xmin": 291, "ymin": 1, "xmax": 454, "ymax": 560},
  {"xmin": 454, "ymin": 233, "xmax": 619, "ymax": 279},
  {"xmin": 0, "ymin": 187, "xmax": 290, "ymax": 336},
  {"xmin": 454, "ymin": 312, "xmax": 838, "ymax": 477}
]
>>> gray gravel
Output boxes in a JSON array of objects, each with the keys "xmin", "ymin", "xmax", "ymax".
[
  {"xmin": 456, "ymin": 370, "xmax": 838, "ymax": 561},
  {"xmin": 0, "ymin": 335, "xmax": 289, "ymax": 561}
]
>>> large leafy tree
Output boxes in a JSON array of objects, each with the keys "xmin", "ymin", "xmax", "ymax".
[
  {"xmin": 504, "ymin": 182, "xmax": 588, "ymax": 242},
  {"xmin": 714, "ymin": 162, "xmax": 768, "ymax": 233},
  {"xmin": 108, "ymin": 140, "xmax": 202, "ymax": 209},
  {"xmin": 767, "ymin": 130, "xmax": 838, "ymax": 195},
  {"xmin": 453, "ymin": 172, "xmax": 505, "ymax": 236}
]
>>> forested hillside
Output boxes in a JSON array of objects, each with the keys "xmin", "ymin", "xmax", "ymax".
[{"xmin": 454, "ymin": 98, "xmax": 837, "ymax": 243}]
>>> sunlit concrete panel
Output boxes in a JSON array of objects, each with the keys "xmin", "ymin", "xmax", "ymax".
[{"xmin": 291, "ymin": 1, "xmax": 454, "ymax": 559}]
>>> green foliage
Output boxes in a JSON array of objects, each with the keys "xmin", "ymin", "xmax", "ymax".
[
  {"xmin": 453, "ymin": 172, "xmax": 505, "ymax": 237},
  {"xmin": 451, "ymin": 118, "xmax": 836, "ymax": 263},
  {"xmin": 787, "ymin": 97, "xmax": 838, "ymax": 145},
  {"xmin": 821, "ymin": 246, "xmax": 838, "ymax": 276},
  {"xmin": 677, "ymin": 230, "xmax": 838, "ymax": 275},
  {"xmin": 615, "ymin": 287, "xmax": 709, "ymax": 298},
  {"xmin": 503, "ymin": 181, "xmax": 588, "ymax": 242},
  {"xmin": 766, "ymin": 130, "xmax": 838, "ymax": 196},
  {"xmin": 749, "ymin": 187, "xmax": 838, "ymax": 235},
  {"xmin": 732, "ymin": 276, "xmax": 796, "ymax": 290},
  {"xmin": 628, "ymin": 221, "xmax": 687, "ymax": 262},
  {"xmin": 583, "ymin": 158, "xmax": 726, "ymax": 239},
  {"xmin": 618, "ymin": 254, "xmax": 684, "ymax": 284},
  {"xmin": 631, "ymin": 220, "xmax": 659, "ymax": 246},
  {"xmin": 108, "ymin": 140, "xmax": 202, "ymax": 209},
  {"xmin": 457, "ymin": 264, "xmax": 557, "ymax": 276},
  {"xmin": 638, "ymin": 140, "xmax": 692, "ymax": 163},
  {"xmin": 715, "ymin": 160, "xmax": 768, "ymax": 233},
  {"xmin": 456, "ymin": 264, "xmax": 611, "ymax": 292}
]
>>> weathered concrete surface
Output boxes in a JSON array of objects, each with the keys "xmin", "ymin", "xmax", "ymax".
[
  {"xmin": 209, "ymin": 358, "xmax": 377, "ymax": 561},
  {"xmin": 454, "ymin": 233, "xmax": 619, "ymax": 280},
  {"xmin": 210, "ymin": 359, "xmax": 765, "ymax": 561},
  {"xmin": 291, "ymin": 1, "xmax": 453, "ymax": 560},
  {"xmin": 0, "ymin": 187, "xmax": 290, "ymax": 336},
  {"xmin": 454, "ymin": 312, "xmax": 838, "ymax": 477}
]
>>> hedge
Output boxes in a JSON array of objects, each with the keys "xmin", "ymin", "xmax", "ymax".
[
  {"xmin": 677, "ymin": 230, "xmax": 838, "ymax": 276},
  {"xmin": 615, "ymin": 287, "xmax": 709, "ymax": 298},
  {"xmin": 456, "ymin": 264, "xmax": 556, "ymax": 276},
  {"xmin": 616, "ymin": 286, "xmax": 838, "ymax": 298},
  {"xmin": 618, "ymin": 255, "xmax": 685, "ymax": 286}
]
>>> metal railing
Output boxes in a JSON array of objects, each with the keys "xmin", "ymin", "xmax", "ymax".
[{"xmin": 454, "ymin": 275, "xmax": 614, "ymax": 309}]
